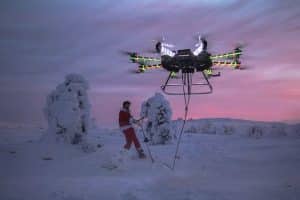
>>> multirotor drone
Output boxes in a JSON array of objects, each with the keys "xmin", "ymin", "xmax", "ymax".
[
  {"xmin": 122, "ymin": 36, "xmax": 243, "ymax": 95},
  {"xmin": 122, "ymin": 36, "xmax": 245, "ymax": 169}
]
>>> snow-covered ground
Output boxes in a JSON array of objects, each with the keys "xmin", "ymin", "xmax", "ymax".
[{"xmin": 1, "ymin": 119, "xmax": 300, "ymax": 200}]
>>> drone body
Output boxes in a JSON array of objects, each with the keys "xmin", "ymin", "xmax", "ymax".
[
  {"xmin": 123, "ymin": 36, "xmax": 243, "ymax": 95},
  {"xmin": 160, "ymin": 49, "xmax": 212, "ymax": 73},
  {"xmin": 126, "ymin": 38, "xmax": 242, "ymax": 75}
]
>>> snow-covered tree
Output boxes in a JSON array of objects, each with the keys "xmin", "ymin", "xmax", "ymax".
[
  {"xmin": 44, "ymin": 74, "xmax": 95, "ymax": 152},
  {"xmin": 140, "ymin": 93, "xmax": 172, "ymax": 145}
]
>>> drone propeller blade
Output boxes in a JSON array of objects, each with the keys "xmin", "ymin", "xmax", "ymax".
[
  {"xmin": 152, "ymin": 36, "xmax": 175, "ymax": 48},
  {"xmin": 237, "ymin": 65, "xmax": 251, "ymax": 70},
  {"xmin": 128, "ymin": 68, "xmax": 144, "ymax": 74},
  {"xmin": 119, "ymin": 50, "xmax": 138, "ymax": 57},
  {"xmin": 235, "ymin": 42, "xmax": 248, "ymax": 50},
  {"xmin": 152, "ymin": 36, "xmax": 164, "ymax": 43},
  {"xmin": 145, "ymin": 48, "xmax": 159, "ymax": 54},
  {"xmin": 212, "ymin": 62, "xmax": 251, "ymax": 71},
  {"xmin": 193, "ymin": 32, "xmax": 211, "ymax": 49},
  {"xmin": 193, "ymin": 32, "xmax": 210, "ymax": 41},
  {"xmin": 163, "ymin": 43, "xmax": 175, "ymax": 48},
  {"xmin": 156, "ymin": 36, "xmax": 163, "ymax": 42}
]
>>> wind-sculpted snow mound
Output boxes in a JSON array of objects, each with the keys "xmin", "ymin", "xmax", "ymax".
[
  {"xmin": 140, "ymin": 93, "xmax": 173, "ymax": 145},
  {"xmin": 43, "ymin": 74, "xmax": 96, "ymax": 152}
]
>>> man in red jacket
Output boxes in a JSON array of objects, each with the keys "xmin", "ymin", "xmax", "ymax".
[{"xmin": 119, "ymin": 100, "xmax": 146, "ymax": 159}]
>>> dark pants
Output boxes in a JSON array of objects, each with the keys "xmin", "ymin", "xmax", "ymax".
[{"xmin": 123, "ymin": 127, "xmax": 141, "ymax": 151}]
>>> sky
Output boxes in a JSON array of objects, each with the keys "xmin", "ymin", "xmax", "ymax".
[{"xmin": 0, "ymin": 0, "xmax": 300, "ymax": 128}]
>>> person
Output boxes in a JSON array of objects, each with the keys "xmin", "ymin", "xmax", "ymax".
[{"xmin": 119, "ymin": 100, "xmax": 146, "ymax": 159}]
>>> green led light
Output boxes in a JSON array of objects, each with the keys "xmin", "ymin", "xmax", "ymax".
[
  {"xmin": 170, "ymin": 71, "xmax": 177, "ymax": 77},
  {"xmin": 130, "ymin": 55, "xmax": 160, "ymax": 62},
  {"xmin": 210, "ymin": 51, "xmax": 242, "ymax": 59},
  {"xmin": 204, "ymin": 69, "xmax": 213, "ymax": 77},
  {"xmin": 213, "ymin": 61, "xmax": 241, "ymax": 68}
]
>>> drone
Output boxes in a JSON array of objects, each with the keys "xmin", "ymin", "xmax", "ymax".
[
  {"xmin": 122, "ymin": 36, "xmax": 243, "ymax": 95},
  {"xmin": 122, "ymin": 36, "xmax": 245, "ymax": 169}
]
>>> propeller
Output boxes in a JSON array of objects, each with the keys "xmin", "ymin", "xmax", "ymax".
[
  {"xmin": 193, "ymin": 33, "xmax": 210, "ymax": 47},
  {"xmin": 236, "ymin": 65, "xmax": 251, "ymax": 70},
  {"xmin": 145, "ymin": 48, "xmax": 159, "ymax": 54},
  {"xmin": 119, "ymin": 50, "xmax": 138, "ymax": 57},
  {"xmin": 234, "ymin": 42, "xmax": 248, "ymax": 50},
  {"xmin": 212, "ymin": 64, "xmax": 251, "ymax": 71},
  {"xmin": 128, "ymin": 68, "xmax": 144, "ymax": 74},
  {"xmin": 152, "ymin": 36, "xmax": 175, "ymax": 53},
  {"xmin": 162, "ymin": 43, "xmax": 175, "ymax": 48},
  {"xmin": 152, "ymin": 36, "xmax": 165, "ymax": 43}
]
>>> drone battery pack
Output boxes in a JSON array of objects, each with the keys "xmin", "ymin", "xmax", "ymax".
[
  {"xmin": 175, "ymin": 49, "xmax": 194, "ymax": 67},
  {"xmin": 176, "ymin": 49, "xmax": 192, "ymax": 56}
]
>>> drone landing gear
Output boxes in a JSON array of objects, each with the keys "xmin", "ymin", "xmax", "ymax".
[{"xmin": 161, "ymin": 70, "xmax": 213, "ymax": 95}]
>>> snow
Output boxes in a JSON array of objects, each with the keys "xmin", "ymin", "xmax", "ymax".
[{"xmin": 0, "ymin": 119, "xmax": 300, "ymax": 200}]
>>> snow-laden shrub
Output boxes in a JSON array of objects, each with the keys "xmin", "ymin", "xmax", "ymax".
[
  {"xmin": 223, "ymin": 125, "xmax": 235, "ymax": 135},
  {"xmin": 201, "ymin": 121, "xmax": 216, "ymax": 134},
  {"xmin": 185, "ymin": 125, "xmax": 199, "ymax": 133},
  {"xmin": 248, "ymin": 126, "xmax": 263, "ymax": 139},
  {"xmin": 271, "ymin": 124, "xmax": 287, "ymax": 136},
  {"xmin": 140, "ymin": 93, "xmax": 172, "ymax": 145},
  {"xmin": 44, "ymin": 74, "xmax": 95, "ymax": 152}
]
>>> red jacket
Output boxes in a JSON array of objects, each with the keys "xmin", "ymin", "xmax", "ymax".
[{"xmin": 119, "ymin": 108, "xmax": 132, "ymax": 128}]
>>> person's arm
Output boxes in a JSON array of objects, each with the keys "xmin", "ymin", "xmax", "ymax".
[{"xmin": 130, "ymin": 117, "xmax": 145, "ymax": 125}]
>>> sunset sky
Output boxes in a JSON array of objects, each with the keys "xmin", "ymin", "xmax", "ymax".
[{"xmin": 0, "ymin": 0, "xmax": 300, "ymax": 127}]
